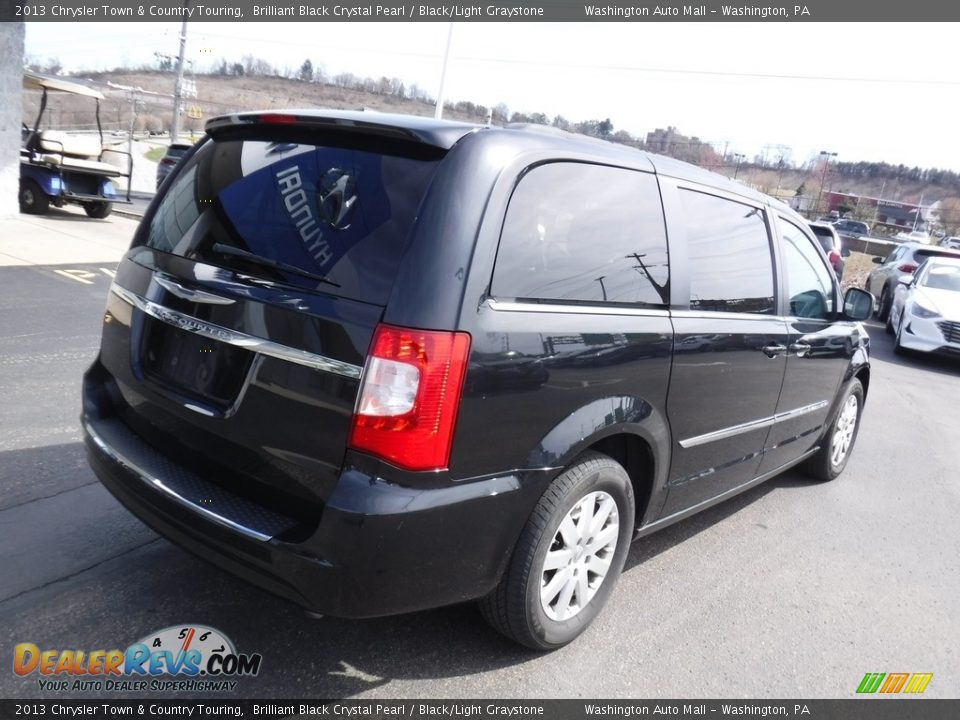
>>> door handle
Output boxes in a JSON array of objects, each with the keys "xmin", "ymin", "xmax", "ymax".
[
  {"xmin": 789, "ymin": 342, "xmax": 812, "ymax": 357},
  {"xmin": 761, "ymin": 343, "xmax": 787, "ymax": 358}
]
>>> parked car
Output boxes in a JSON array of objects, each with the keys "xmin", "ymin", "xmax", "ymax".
[
  {"xmin": 888, "ymin": 257, "xmax": 960, "ymax": 356},
  {"xmin": 866, "ymin": 242, "xmax": 960, "ymax": 320},
  {"xmin": 939, "ymin": 236, "xmax": 960, "ymax": 250},
  {"xmin": 809, "ymin": 221, "xmax": 846, "ymax": 280},
  {"xmin": 82, "ymin": 110, "xmax": 874, "ymax": 650},
  {"xmin": 155, "ymin": 141, "xmax": 192, "ymax": 188},
  {"xmin": 832, "ymin": 218, "xmax": 870, "ymax": 238}
]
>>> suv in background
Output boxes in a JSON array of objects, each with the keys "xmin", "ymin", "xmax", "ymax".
[
  {"xmin": 82, "ymin": 110, "xmax": 874, "ymax": 650},
  {"xmin": 866, "ymin": 241, "xmax": 960, "ymax": 320},
  {"xmin": 833, "ymin": 219, "xmax": 870, "ymax": 238},
  {"xmin": 155, "ymin": 141, "xmax": 192, "ymax": 188},
  {"xmin": 940, "ymin": 236, "xmax": 960, "ymax": 250},
  {"xmin": 809, "ymin": 221, "xmax": 846, "ymax": 280}
]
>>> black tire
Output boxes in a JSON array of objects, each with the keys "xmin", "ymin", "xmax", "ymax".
[
  {"xmin": 893, "ymin": 315, "xmax": 908, "ymax": 356},
  {"xmin": 479, "ymin": 451, "xmax": 635, "ymax": 650},
  {"xmin": 885, "ymin": 307, "xmax": 894, "ymax": 335},
  {"xmin": 876, "ymin": 287, "xmax": 891, "ymax": 322},
  {"xmin": 19, "ymin": 179, "xmax": 49, "ymax": 214},
  {"xmin": 805, "ymin": 379, "xmax": 865, "ymax": 482},
  {"xmin": 83, "ymin": 201, "xmax": 112, "ymax": 219}
]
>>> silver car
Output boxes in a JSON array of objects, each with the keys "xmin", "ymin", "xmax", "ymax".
[
  {"xmin": 865, "ymin": 242, "xmax": 960, "ymax": 321},
  {"xmin": 888, "ymin": 256, "xmax": 960, "ymax": 356}
]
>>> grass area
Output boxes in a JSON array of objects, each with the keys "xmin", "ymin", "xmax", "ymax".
[
  {"xmin": 144, "ymin": 146, "xmax": 165, "ymax": 162},
  {"xmin": 841, "ymin": 251, "xmax": 875, "ymax": 292}
]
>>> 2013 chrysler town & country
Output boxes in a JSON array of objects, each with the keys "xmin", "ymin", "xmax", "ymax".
[{"xmin": 83, "ymin": 111, "xmax": 874, "ymax": 649}]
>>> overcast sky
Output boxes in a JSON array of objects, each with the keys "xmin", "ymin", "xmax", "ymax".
[{"xmin": 24, "ymin": 22, "xmax": 960, "ymax": 171}]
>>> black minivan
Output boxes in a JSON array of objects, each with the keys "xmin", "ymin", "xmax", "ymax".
[{"xmin": 83, "ymin": 111, "xmax": 874, "ymax": 649}]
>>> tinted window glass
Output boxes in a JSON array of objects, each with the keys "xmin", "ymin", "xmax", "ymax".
[
  {"xmin": 140, "ymin": 138, "xmax": 439, "ymax": 304},
  {"xmin": 780, "ymin": 219, "xmax": 835, "ymax": 319},
  {"xmin": 810, "ymin": 228, "xmax": 834, "ymax": 253},
  {"xmin": 492, "ymin": 163, "xmax": 669, "ymax": 306},
  {"xmin": 679, "ymin": 190, "xmax": 775, "ymax": 314}
]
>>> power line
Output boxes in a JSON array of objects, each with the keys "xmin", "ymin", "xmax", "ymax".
[{"xmin": 153, "ymin": 30, "xmax": 960, "ymax": 87}]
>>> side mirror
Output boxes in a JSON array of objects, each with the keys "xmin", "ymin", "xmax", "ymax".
[
  {"xmin": 843, "ymin": 288, "xmax": 873, "ymax": 321},
  {"xmin": 841, "ymin": 246, "xmax": 851, "ymax": 258},
  {"xmin": 897, "ymin": 275, "xmax": 914, "ymax": 287},
  {"xmin": 872, "ymin": 256, "xmax": 884, "ymax": 264}
]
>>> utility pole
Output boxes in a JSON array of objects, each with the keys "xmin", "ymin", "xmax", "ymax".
[
  {"xmin": 816, "ymin": 150, "xmax": 837, "ymax": 217},
  {"xmin": 170, "ymin": 10, "xmax": 190, "ymax": 141},
  {"xmin": 434, "ymin": 22, "xmax": 454, "ymax": 120}
]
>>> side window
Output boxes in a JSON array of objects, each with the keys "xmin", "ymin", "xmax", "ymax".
[
  {"xmin": 885, "ymin": 247, "xmax": 904, "ymax": 265},
  {"xmin": 679, "ymin": 189, "xmax": 775, "ymax": 314},
  {"xmin": 780, "ymin": 219, "xmax": 835, "ymax": 320},
  {"xmin": 492, "ymin": 163, "xmax": 669, "ymax": 306}
]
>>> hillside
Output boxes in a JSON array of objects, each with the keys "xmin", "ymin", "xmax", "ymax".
[{"xmin": 22, "ymin": 69, "xmax": 960, "ymax": 232}]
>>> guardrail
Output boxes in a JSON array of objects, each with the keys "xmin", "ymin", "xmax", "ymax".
[{"xmin": 843, "ymin": 236, "xmax": 897, "ymax": 257}]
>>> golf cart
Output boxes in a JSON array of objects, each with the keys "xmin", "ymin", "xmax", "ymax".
[{"xmin": 20, "ymin": 71, "xmax": 132, "ymax": 218}]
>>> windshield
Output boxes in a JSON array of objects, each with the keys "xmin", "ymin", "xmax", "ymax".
[{"xmin": 138, "ymin": 137, "xmax": 440, "ymax": 305}]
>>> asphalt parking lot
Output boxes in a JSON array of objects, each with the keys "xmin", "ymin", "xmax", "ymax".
[{"xmin": 1, "ymin": 208, "xmax": 958, "ymax": 700}]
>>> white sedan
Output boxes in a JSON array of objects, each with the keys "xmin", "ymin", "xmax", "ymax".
[{"xmin": 888, "ymin": 256, "xmax": 960, "ymax": 355}]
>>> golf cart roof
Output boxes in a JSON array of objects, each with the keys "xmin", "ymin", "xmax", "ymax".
[{"xmin": 23, "ymin": 71, "xmax": 104, "ymax": 100}]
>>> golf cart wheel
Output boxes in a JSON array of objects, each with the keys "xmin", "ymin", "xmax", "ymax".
[
  {"xmin": 83, "ymin": 201, "xmax": 112, "ymax": 219},
  {"xmin": 19, "ymin": 179, "xmax": 49, "ymax": 214}
]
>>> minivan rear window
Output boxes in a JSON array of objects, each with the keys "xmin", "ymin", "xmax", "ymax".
[{"xmin": 140, "ymin": 138, "xmax": 440, "ymax": 305}]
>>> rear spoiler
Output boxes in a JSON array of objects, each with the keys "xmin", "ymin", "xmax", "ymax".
[{"xmin": 205, "ymin": 110, "xmax": 479, "ymax": 151}]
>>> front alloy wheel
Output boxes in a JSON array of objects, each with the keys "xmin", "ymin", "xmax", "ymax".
[
  {"xmin": 830, "ymin": 395, "xmax": 858, "ymax": 468},
  {"xmin": 805, "ymin": 378, "xmax": 864, "ymax": 481}
]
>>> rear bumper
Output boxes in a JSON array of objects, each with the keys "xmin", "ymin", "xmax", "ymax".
[{"xmin": 83, "ymin": 399, "xmax": 550, "ymax": 619}]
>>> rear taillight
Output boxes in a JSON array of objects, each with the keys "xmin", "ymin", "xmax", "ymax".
[
  {"xmin": 898, "ymin": 263, "xmax": 918, "ymax": 273},
  {"xmin": 160, "ymin": 157, "xmax": 177, "ymax": 166},
  {"xmin": 348, "ymin": 324, "xmax": 471, "ymax": 471},
  {"xmin": 828, "ymin": 250, "xmax": 841, "ymax": 265}
]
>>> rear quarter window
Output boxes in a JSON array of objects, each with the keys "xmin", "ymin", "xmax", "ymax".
[{"xmin": 492, "ymin": 162, "xmax": 669, "ymax": 307}]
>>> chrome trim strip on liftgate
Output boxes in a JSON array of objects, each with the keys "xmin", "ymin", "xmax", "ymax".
[
  {"xmin": 109, "ymin": 282, "xmax": 363, "ymax": 379},
  {"xmin": 678, "ymin": 400, "xmax": 830, "ymax": 449}
]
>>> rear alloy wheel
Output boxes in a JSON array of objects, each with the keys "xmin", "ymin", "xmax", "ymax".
[
  {"xmin": 83, "ymin": 201, "xmax": 112, "ymax": 219},
  {"xmin": 805, "ymin": 379, "xmax": 864, "ymax": 481},
  {"xmin": 479, "ymin": 451, "xmax": 635, "ymax": 650},
  {"xmin": 19, "ymin": 179, "xmax": 49, "ymax": 214},
  {"xmin": 876, "ymin": 287, "xmax": 891, "ymax": 322}
]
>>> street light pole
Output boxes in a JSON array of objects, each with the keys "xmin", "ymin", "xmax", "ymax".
[
  {"xmin": 170, "ymin": 10, "xmax": 190, "ymax": 142},
  {"xmin": 816, "ymin": 150, "xmax": 837, "ymax": 217},
  {"xmin": 733, "ymin": 153, "xmax": 745, "ymax": 179},
  {"xmin": 434, "ymin": 23, "xmax": 454, "ymax": 120}
]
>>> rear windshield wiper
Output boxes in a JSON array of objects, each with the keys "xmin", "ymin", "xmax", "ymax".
[{"xmin": 212, "ymin": 243, "xmax": 340, "ymax": 288}]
